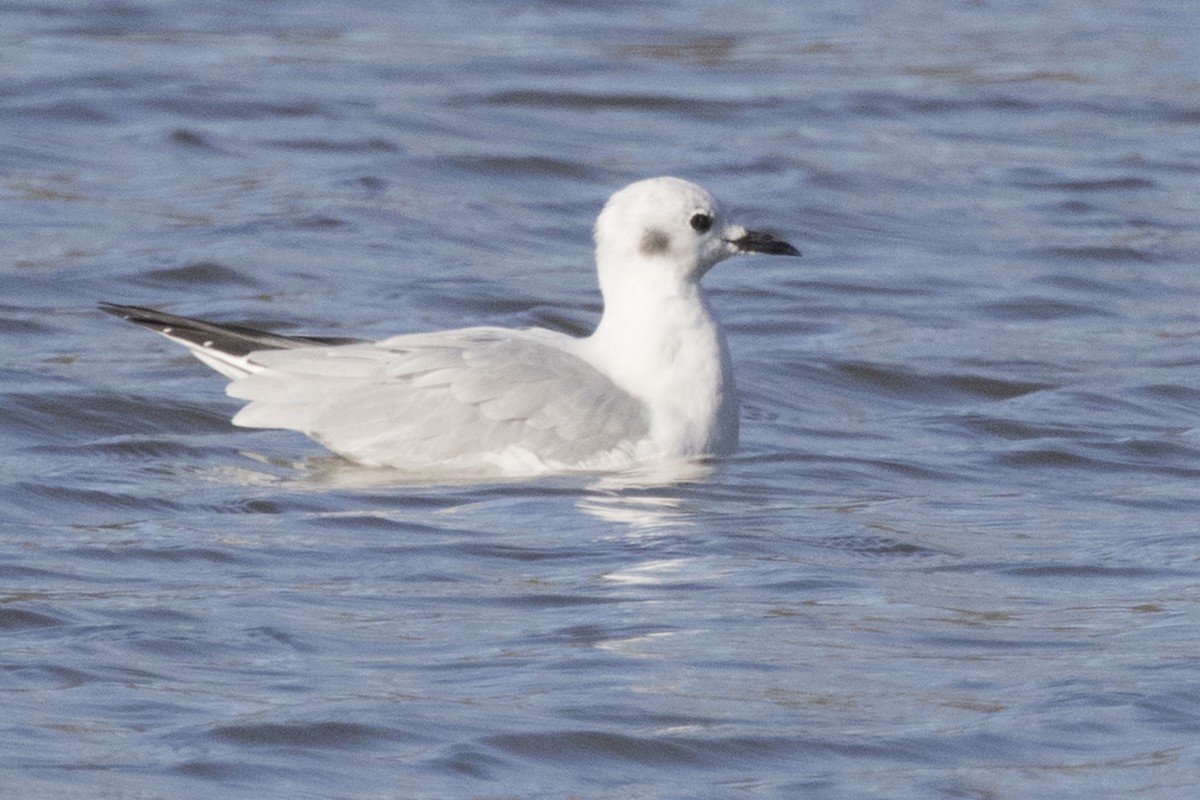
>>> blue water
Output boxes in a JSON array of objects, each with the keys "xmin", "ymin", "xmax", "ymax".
[{"xmin": 3, "ymin": 1, "xmax": 1199, "ymax": 797}]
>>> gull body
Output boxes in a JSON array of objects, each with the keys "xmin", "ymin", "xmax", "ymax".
[{"xmin": 103, "ymin": 177, "xmax": 799, "ymax": 477}]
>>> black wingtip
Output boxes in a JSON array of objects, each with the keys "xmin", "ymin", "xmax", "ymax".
[
  {"xmin": 98, "ymin": 302, "xmax": 183, "ymax": 330},
  {"xmin": 98, "ymin": 301, "xmax": 367, "ymax": 352},
  {"xmin": 98, "ymin": 302, "xmax": 171, "ymax": 323}
]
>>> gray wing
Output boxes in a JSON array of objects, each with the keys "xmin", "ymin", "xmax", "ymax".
[{"xmin": 227, "ymin": 327, "xmax": 650, "ymax": 470}]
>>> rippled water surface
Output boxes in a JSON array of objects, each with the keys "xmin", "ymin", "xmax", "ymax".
[{"xmin": 3, "ymin": 1, "xmax": 1199, "ymax": 797}]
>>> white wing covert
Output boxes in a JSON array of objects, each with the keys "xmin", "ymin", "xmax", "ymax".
[{"xmin": 226, "ymin": 327, "xmax": 650, "ymax": 470}]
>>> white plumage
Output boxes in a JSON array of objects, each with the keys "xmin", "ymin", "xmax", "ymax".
[{"xmin": 103, "ymin": 177, "xmax": 799, "ymax": 477}]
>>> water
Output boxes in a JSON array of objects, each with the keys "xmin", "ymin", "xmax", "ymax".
[{"xmin": 3, "ymin": 1, "xmax": 1199, "ymax": 797}]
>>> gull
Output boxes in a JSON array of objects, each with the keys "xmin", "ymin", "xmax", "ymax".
[{"xmin": 101, "ymin": 177, "xmax": 799, "ymax": 477}]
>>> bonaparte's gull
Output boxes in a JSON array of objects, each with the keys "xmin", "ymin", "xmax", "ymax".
[{"xmin": 102, "ymin": 177, "xmax": 799, "ymax": 477}]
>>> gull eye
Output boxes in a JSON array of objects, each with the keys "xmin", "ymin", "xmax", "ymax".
[{"xmin": 689, "ymin": 212, "xmax": 713, "ymax": 234}]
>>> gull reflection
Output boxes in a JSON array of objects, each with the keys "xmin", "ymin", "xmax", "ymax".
[
  {"xmin": 577, "ymin": 458, "xmax": 713, "ymax": 529},
  {"xmin": 210, "ymin": 451, "xmax": 711, "ymax": 534}
]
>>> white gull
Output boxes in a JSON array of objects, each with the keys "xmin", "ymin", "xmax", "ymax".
[{"xmin": 102, "ymin": 177, "xmax": 799, "ymax": 478}]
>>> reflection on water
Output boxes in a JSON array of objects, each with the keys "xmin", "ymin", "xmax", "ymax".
[
  {"xmin": 602, "ymin": 558, "xmax": 694, "ymax": 586},
  {"xmin": 576, "ymin": 493, "xmax": 695, "ymax": 529},
  {"xmin": 249, "ymin": 452, "xmax": 716, "ymax": 528},
  {"xmin": 196, "ymin": 447, "xmax": 712, "ymax": 534},
  {"xmin": 578, "ymin": 460, "xmax": 714, "ymax": 528},
  {"xmin": 300, "ymin": 453, "xmax": 710, "ymax": 527}
]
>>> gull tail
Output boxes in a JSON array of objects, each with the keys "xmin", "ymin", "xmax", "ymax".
[{"xmin": 99, "ymin": 302, "xmax": 363, "ymax": 380}]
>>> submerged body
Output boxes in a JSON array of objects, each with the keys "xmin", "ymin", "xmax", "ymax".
[{"xmin": 103, "ymin": 177, "xmax": 799, "ymax": 477}]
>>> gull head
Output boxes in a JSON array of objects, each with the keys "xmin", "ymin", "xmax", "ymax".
[{"xmin": 593, "ymin": 176, "xmax": 800, "ymax": 289}]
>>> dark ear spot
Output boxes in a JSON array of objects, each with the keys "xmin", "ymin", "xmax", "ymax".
[{"xmin": 639, "ymin": 228, "xmax": 671, "ymax": 256}]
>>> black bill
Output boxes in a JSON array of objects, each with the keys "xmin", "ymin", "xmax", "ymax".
[{"xmin": 727, "ymin": 229, "xmax": 801, "ymax": 257}]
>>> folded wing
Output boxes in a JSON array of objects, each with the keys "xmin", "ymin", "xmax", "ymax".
[{"xmin": 227, "ymin": 327, "xmax": 650, "ymax": 471}]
